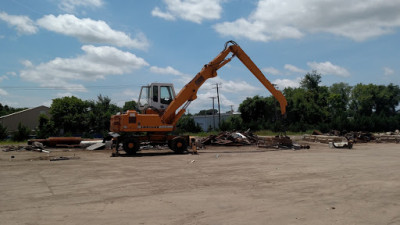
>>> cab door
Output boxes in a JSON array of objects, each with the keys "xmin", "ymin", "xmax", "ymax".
[{"xmin": 150, "ymin": 84, "xmax": 175, "ymax": 110}]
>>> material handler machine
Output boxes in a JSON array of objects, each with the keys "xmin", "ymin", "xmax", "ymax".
[{"xmin": 110, "ymin": 41, "xmax": 287, "ymax": 155}]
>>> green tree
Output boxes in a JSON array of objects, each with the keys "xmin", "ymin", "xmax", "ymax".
[
  {"xmin": 50, "ymin": 96, "xmax": 89, "ymax": 134},
  {"xmin": 87, "ymin": 95, "xmax": 121, "ymax": 136},
  {"xmin": 239, "ymin": 96, "xmax": 277, "ymax": 127},
  {"xmin": 36, "ymin": 114, "xmax": 55, "ymax": 139},
  {"xmin": 350, "ymin": 84, "xmax": 376, "ymax": 117},
  {"xmin": 300, "ymin": 70, "xmax": 321, "ymax": 91},
  {"xmin": 219, "ymin": 115, "xmax": 243, "ymax": 131},
  {"xmin": 196, "ymin": 109, "xmax": 218, "ymax": 115},
  {"xmin": 12, "ymin": 123, "xmax": 30, "ymax": 141},
  {"xmin": 327, "ymin": 83, "xmax": 352, "ymax": 130},
  {"xmin": 0, "ymin": 103, "xmax": 27, "ymax": 117},
  {"xmin": 349, "ymin": 83, "xmax": 400, "ymax": 131},
  {"xmin": 176, "ymin": 114, "xmax": 202, "ymax": 133},
  {"xmin": 0, "ymin": 123, "xmax": 8, "ymax": 140},
  {"xmin": 374, "ymin": 84, "xmax": 400, "ymax": 116},
  {"xmin": 122, "ymin": 100, "xmax": 138, "ymax": 112}
]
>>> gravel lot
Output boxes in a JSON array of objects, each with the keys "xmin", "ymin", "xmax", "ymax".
[{"xmin": 1, "ymin": 142, "xmax": 400, "ymax": 225}]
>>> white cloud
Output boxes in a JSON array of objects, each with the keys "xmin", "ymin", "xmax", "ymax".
[
  {"xmin": 272, "ymin": 77, "xmax": 302, "ymax": 90},
  {"xmin": 200, "ymin": 76, "xmax": 261, "ymax": 94},
  {"xmin": 59, "ymin": 0, "xmax": 104, "ymax": 12},
  {"xmin": 20, "ymin": 45, "xmax": 149, "ymax": 91},
  {"xmin": 214, "ymin": 0, "xmax": 400, "ymax": 42},
  {"xmin": 284, "ymin": 64, "xmax": 306, "ymax": 74},
  {"xmin": 0, "ymin": 73, "xmax": 10, "ymax": 97},
  {"xmin": 0, "ymin": 75, "xmax": 8, "ymax": 82},
  {"xmin": 6, "ymin": 72, "xmax": 17, "ymax": 76},
  {"xmin": 307, "ymin": 61, "xmax": 350, "ymax": 77},
  {"xmin": 186, "ymin": 76, "xmax": 260, "ymax": 112},
  {"xmin": 56, "ymin": 92, "xmax": 75, "ymax": 97},
  {"xmin": 384, "ymin": 67, "xmax": 394, "ymax": 76},
  {"xmin": 262, "ymin": 67, "xmax": 281, "ymax": 75},
  {"xmin": 37, "ymin": 14, "xmax": 149, "ymax": 50},
  {"xmin": 149, "ymin": 65, "xmax": 193, "ymax": 85},
  {"xmin": 21, "ymin": 60, "xmax": 33, "ymax": 67},
  {"xmin": 122, "ymin": 89, "xmax": 138, "ymax": 97},
  {"xmin": 149, "ymin": 66, "xmax": 184, "ymax": 76},
  {"xmin": 152, "ymin": 0, "xmax": 223, "ymax": 24},
  {"xmin": 151, "ymin": 7, "xmax": 175, "ymax": 21},
  {"xmin": 0, "ymin": 12, "xmax": 38, "ymax": 34},
  {"xmin": 189, "ymin": 90, "xmax": 235, "ymax": 113},
  {"xmin": 42, "ymin": 100, "xmax": 52, "ymax": 107},
  {"xmin": 0, "ymin": 89, "xmax": 8, "ymax": 96}
]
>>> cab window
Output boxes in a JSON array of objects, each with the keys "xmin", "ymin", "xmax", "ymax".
[
  {"xmin": 152, "ymin": 86, "xmax": 158, "ymax": 102},
  {"xmin": 160, "ymin": 86, "xmax": 173, "ymax": 104}
]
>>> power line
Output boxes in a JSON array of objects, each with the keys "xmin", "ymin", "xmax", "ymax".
[
  {"xmin": 209, "ymin": 96, "xmax": 216, "ymax": 130},
  {"xmin": 212, "ymin": 83, "xmax": 222, "ymax": 125},
  {"xmin": 0, "ymin": 84, "xmax": 136, "ymax": 91}
]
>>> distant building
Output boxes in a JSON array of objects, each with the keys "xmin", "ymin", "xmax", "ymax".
[
  {"xmin": 0, "ymin": 106, "xmax": 50, "ymax": 133},
  {"xmin": 192, "ymin": 112, "xmax": 240, "ymax": 131}
]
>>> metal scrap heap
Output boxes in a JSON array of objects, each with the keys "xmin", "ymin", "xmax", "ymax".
[
  {"xmin": 258, "ymin": 136, "xmax": 310, "ymax": 150},
  {"xmin": 201, "ymin": 131, "xmax": 310, "ymax": 150},
  {"xmin": 201, "ymin": 131, "xmax": 259, "ymax": 146}
]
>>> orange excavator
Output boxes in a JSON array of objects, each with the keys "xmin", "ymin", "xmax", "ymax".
[{"xmin": 110, "ymin": 41, "xmax": 287, "ymax": 155}]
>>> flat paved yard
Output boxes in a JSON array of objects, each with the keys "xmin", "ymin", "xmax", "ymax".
[{"xmin": 1, "ymin": 142, "xmax": 400, "ymax": 225}]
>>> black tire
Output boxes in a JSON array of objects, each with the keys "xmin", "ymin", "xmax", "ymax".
[
  {"xmin": 167, "ymin": 140, "xmax": 172, "ymax": 149},
  {"xmin": 171, "ymin": 137, "xmax": 187, "ymax": 154},
  {"xmin": 123, "ymin": 137, "xmax": 140, "ymax": 155}
]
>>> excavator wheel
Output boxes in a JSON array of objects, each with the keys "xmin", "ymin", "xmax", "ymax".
[
  {"xmin": 167, "ymin": 140, "xmax": 172, "ymax": 149},
  {"xmin": 171, "ymin": 137, "xmax": 187, "ymax": 154},
  {"xmin": 123, "ymin": 137, "xmax": 140, "ymax": 155}
]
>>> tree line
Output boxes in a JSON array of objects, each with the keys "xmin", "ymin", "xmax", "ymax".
[
  {"xmin": 35, "ymin": 95, "xmax": 138, "ymax": 138},
  {"xmin": 0, "ymin": 95, "xmax": 138, "ymax": 140},
  {"xmin": 236, "ymin": 71, "xmax": 400, "ymax": 133},
  {"xmin": 0, "ymin": 70, "xmax": 399, "ymax": 141},
  {"xmin": 0, "ymin": 104, "xmax": 27, "ymax": 117}
]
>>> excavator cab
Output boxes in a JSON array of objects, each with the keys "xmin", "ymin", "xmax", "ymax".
[{"xmin": 138, "ymin": 83, "xmax": 176, "ymax": 111}]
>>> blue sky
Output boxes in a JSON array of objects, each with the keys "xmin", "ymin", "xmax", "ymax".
[{"xmin": 1, "ymin": 0, "xmax": 399, "ymax": 113}]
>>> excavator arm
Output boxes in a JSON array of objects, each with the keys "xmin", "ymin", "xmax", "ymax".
[{"xmin": 161, "ymin": 40, "xmax": 287, "ymax": 125}]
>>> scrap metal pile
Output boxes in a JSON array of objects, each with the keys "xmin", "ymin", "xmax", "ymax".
[
  {"xmin": 201, "ymin": 131, "xmax": 310, "ymax": 150},
  {"xmin": 258, "ymin": 136, "xmax": 310, "ymax": 150},
  {"xmin": 306, "ymin": 130, "xmax": 400, "ymax": 144},
  {"xmin": 201, "ymin": 131, "xmax": 258, "ymax": 146},
  {"xmin": 326, "ymin": 130, "xmax": 375, "ymax": 143}
]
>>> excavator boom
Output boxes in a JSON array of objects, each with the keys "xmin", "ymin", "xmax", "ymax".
[
  {"xmin": 109, "ymin": 40, "xmax": 288, "ymax": 155},
  {"xmin": 161, "ymin": 40, "xmax": 287, "ymax": 125}
]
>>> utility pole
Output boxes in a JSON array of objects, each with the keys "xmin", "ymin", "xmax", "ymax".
[
  {"xmin": 209, "ymin": 97, "xmax": 216, "ymax": 130},
  {"xmin": 213, "ymin": 83, "xmax": 222, "ymax": 126}
]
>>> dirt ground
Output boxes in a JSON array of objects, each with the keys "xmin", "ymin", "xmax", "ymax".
[{"xmin": 1, "ymin": 141, "xmax": 400, "ymax": 225}]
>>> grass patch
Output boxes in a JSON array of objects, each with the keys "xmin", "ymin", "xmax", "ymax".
[
  {"xmin": 184, "ymin": 131, "xmax": 220, "ymax": 137},
  {"xmin": 184, "ymin": 129, "xmax": 314, "ymax": 137},
  {"xmin": 255, "ymin": 129, "xmax": 314, "ymax": 136},
  {"xmin": 0, "ymin": 140, "xmax": 27, "ymax": 146}
]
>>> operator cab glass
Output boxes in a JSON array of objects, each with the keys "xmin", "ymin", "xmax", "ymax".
[
  {"xmin": 160, "ymin": 86, "xmax": 174, "ymax": 104},
  {"xmin": 138, "ymin": 86, "xmax": 150, "ymax": 110},
  {"xmin": 138, "ymin": 83, "xmax": 175, "ymax": 111}
]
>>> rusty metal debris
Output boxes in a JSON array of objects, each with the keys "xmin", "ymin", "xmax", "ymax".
[
  {"xmin": 28, "ymin": 137, "xmax": 82, "ymax": 147},
  {"xmin": 50, "ymin": 156, "xmax": 80, "ymax": 161},
  {"xmin": 329, "ymin": 141, "xmax": 353, "ymax": 149},
  {"xmin": 201, "ymin": 131, "xmax": 310, "ymax": 150},
  {"xmin": 2, "ymin": 142, "xmax": 49, "ymax": 153},
  {"xmin": 343, "ymin": 131, "xmax": 375, "ymax": 143},
  {"xmin": 258, "ymin": 136, "xmax": 310, "ymax": 150},
  {"xmin": 305, "ymin": 129, "xmax": 399, "ymax": 144},
  {"xmin": 375, "ymin": 134, "xmax": 400, "ymax": 143},
  {"xmin": 201, "ymin": 131, "xmax": 258, "ymax": 146}
]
